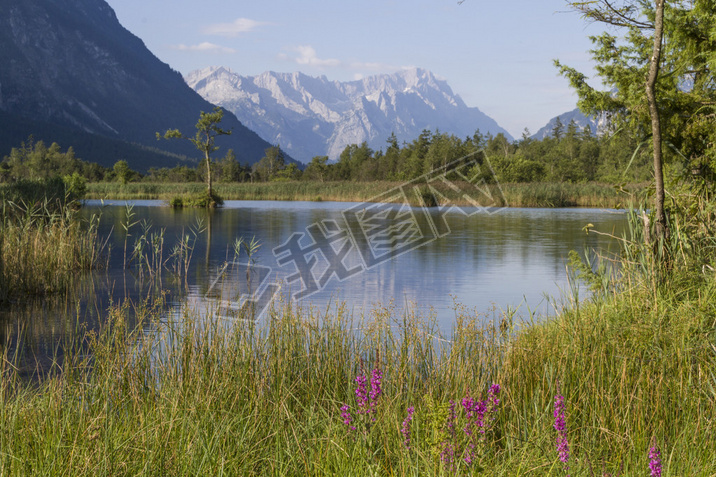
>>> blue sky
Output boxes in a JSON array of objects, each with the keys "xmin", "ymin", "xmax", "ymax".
[{"xmin": 106, "ymin": 0, "xmax": 604, "ymax": 138}]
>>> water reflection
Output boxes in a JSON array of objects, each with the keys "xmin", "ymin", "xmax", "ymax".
[{"xmin": 1, "ymin": 200, "xmax": 627, "ymax": 377}]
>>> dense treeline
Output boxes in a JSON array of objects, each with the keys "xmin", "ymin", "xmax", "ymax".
[
  {"xmin": 0, "ymin": 139, "xmax": 107, "ymax": 183},
  {"xmin": 0, "ymin": 120, "xmax": 659, "ymax": 189},
  {"xmin": 303, "ymin": 120, "xmax": 654, "ymax": 184}
]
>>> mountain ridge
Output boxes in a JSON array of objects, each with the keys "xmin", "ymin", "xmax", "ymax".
[
  {"xmin": 0, "ymin": 0, "xmax": 283, "ymax": 172},
  {"xmin": 186, "ymin": 67, "xmax": 513, "ymax": 163}
]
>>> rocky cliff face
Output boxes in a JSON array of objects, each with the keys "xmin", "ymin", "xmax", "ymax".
[
  {"xmin": 0, "ymin": 0, "xmax": 278, "ymax": 170},
  {"xmin": 187, "ymin": 67, "xmax": 513, "ymax": 163}
]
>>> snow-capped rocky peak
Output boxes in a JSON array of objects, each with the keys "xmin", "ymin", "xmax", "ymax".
[{"xmin": 186, "ymin": 67, "xmax": 512, "ymax": 163}]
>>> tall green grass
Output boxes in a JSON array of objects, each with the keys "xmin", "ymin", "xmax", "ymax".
[
  {"xmin": 503, "ymin": 278, "xmax": 716, "ymax": 474},
  {"xmin": 0, "ymin": 298, "xmax": 502, "ymax": 476},
  {"xmin": 0, "ymin": 281, "xmax": 713, "ymax": 475},
  {"xmin": 86, "ymin": 181, "xmax": 637, "ymax": 208}
]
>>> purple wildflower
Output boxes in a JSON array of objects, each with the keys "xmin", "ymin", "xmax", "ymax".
[
  {"xmin": 354, "ymin": 366, "xmax": 383, "ymax": 418},
  {"xmin": 401, "ymin": 406, "xmax": 415, "ymax": 449},
  {"xmin": 354, "ymin": 372, "xmax": 369, "ymax": 414},
  {"xmin": 462, "ymin": 395, "xmax": 476, "ymax": 435},
  {"xmin": 649, "ymin": 442, "xmax": 662, "ymax": 477},
  {"xmin": 462, "ymin": 395, "xmax": 476, "ymax": 464},
  {"xmin": 475, "ymin": 399, "xmax": 488, "ymax": 435},
  {"xmin": 447, "ymin": 400, "xmax": 457, "ymax": 437},
  {"xmin": 483, "ymin": 383, "xmax": 501, "ymax": 434},
  {"xmin": 369, "ymin": 368, "xmax": 383, "ymax": 413},
  {"xmin": 340, "ymin": 404, "xmax": 355, "ymax": 431},
  {"xmin": 440, "ymin": 444, "xmax": 455, "ymax": 469},
  {"xmin": 440, "ymin": 400, "xmax": 458, "ymax": 469},
  {"xmin": 488, "ymin": 384, "xmax": 501, "ymax": 407},
  {"xmin": 553, "ymin": 393, "xmax": 570, "ymax": 473}
]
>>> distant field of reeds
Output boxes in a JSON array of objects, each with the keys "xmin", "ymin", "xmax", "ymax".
[{"xmin": 85, "ymin": 181, "xmax": 641, "ymax": 208}]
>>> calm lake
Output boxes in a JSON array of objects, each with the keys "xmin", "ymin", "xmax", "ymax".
[{"xmin": 1, "ymin": 200, "xmax": 626, "ymax": 376}]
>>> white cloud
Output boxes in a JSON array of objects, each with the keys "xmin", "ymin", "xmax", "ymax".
[
  {"xmin": 172, "ymin": 42, "xmax": 236, "ymax": 54},
  {"xmin": 203, "ymin": 18, "xmax": 269, "ymax": 37},
  {"xmin": 277, "ymin": 46, "xmax": 412, "ymax": 79},
  {"xmin": 279, "ymin": 45, "xmax": 341, "ymax": 67}
]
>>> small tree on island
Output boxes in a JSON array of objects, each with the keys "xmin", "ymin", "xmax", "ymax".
[{"xmin": 157, "ymin": 107, "xmax": 231, "ymax": 205}]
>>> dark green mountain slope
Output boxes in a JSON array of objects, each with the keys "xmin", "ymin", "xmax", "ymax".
[{"xmin": 0, "ymin": 0, "xmax": 281, "ymax": 172}]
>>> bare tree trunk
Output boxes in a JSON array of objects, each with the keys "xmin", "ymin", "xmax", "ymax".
[
  {"xmin": 206, "ymin": 151, "xmax": 213, "ymax": 198},
  {"xmin": 646, "ymin": 0, "xmax": 667, "ymax": 241}
]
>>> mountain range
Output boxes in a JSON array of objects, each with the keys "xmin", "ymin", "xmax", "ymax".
[
  {"xmin": 0, "ymin": 0, "xmax": 281, "ymax": 172},
  {"xmin": 0, "ymin": 0, "xmax": 592, "ymax": 174},
  {"xmin": 186, "ymin": 67, "xmax": 514, "ymax": 163}
]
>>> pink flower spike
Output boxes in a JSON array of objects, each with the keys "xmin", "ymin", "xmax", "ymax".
[
  {"xmin": 369, "ymin": 368, "xmax": 383, "ymax": 411},
  {"xmin": 354, "ymin": 373, "xmax": 368, "ymax": 414},
  {"xmin": 554, "ymin": 393, "xmax": 570, "ymax": 474},
  {"xmin": 649, "ymin": 442, "xmax": 662, "ymax": 477},
  {"xmin": 401, "ymin": 406, "xmax": 415, "ymax": 449},
  {"xmin": 340, "ymin": 404, "xmax": 355, "ymax": 431}
]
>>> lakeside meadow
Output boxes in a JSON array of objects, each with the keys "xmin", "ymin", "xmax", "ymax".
[
  {"xmin": 1, "ymin": 178, "xmax": 715, "ymax": 475},
  {"xmin": 2, "ymin": 282, "xmax": 714, "ymax": 476}
]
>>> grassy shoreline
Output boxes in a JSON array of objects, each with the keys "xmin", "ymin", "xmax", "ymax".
[
  {"xmin": 0, "ymin": 278, "xmax": 713, "ymax": 475},
  {"xmin": 86, "ymin": 181, "xmax": 642, "ymax": 208}
]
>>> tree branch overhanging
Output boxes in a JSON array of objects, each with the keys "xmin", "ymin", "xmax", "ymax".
[{"xmin": 571, "ymin": 0, "xmax": 654, "ymax": 29}]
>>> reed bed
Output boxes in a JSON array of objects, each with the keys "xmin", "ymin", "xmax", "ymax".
[
  {"xmin": 85, "ymin": 181, "xmax": 636, "ymax": 209},
  {"xmin": 0, "ymin": 190, "xmax": 103, "ymax": 302}
]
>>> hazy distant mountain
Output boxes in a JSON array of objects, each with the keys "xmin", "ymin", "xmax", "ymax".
[
  {"xmin": 0, "ymin": 0, "xmax": 281, "ymax": 171},
  {"xmin": 533, "ymin": 108, "xmax": 610, "ymax": 140},
  {"xmin": 186, "ymin": 67, "xmax": 513, "ymax": 163}
]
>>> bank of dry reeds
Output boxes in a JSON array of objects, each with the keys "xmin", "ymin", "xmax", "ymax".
[
  {"xmin": 0, "ymin": 180, "xmax": 102, "ymax": 301},
  {"xmin": 86, "ymin": 181, "xmax": 638, "ymax": 209}
]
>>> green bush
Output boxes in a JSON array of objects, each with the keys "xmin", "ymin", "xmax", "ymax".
[
  {"xmin": 168, "ymin": 190, "xmax": 224, "ymax": 208},
  {"xmin": 62, "ymin": 172, "xmax": 87, "ymax": 200}
]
